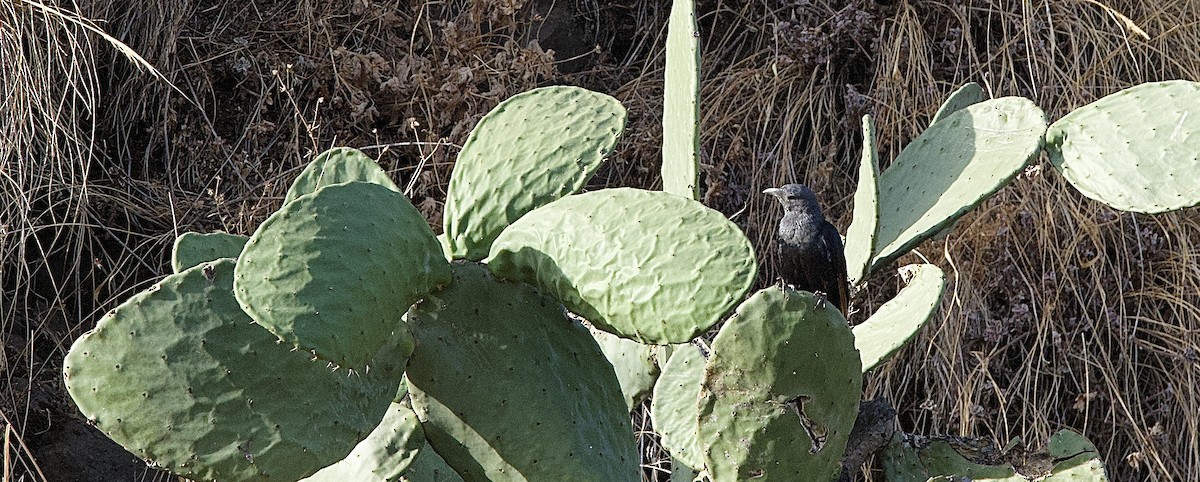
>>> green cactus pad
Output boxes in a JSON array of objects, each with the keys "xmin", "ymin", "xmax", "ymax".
[
  {"xmin": 884, "ymin": 432, "xmax": 1023, "ymax": 482},
  {"xmin": 696, "ymin": 288, "xmax": 862, "ymax": 481},
  {"xmin": 235, "ymin": 181, "xmax": 449, "ymax": 368},
  {"xmin": 662, "ymin": 0, "xmax": 700, "ymax": 199},
  {"xmin": 651, "ymin": 344, "xmax": 706, "ymax": 470},
  {"xmin": 62, "ymin": 260, "xmax": 409, "ymax": 481},
  {"xmin": 853, "ymin": 264, "xmax": 945, "ymax": 372},
  {"xmin": 931, "ymin": 82, "xmax": 985, "ymax": 125},
  {"xmin": 488, "ymin": 188, "xmax": 757, "ymax": 344},
  {"xmin": 400, "ymin": 441, "xmax": 466, "ymax": 482},
  {"xmin": 405, "ymin": 263, "xmax": 638, "ymax": 482},
  {"xmin": 442, "ymin": 86, "xmax": 626, "ymax": 260},
  {"xmin": 1044, "ymin": 430, "xmax": 1107, "ymax": 481},
  {"xmin": 171, "ymin": 231, "xmax": 248, "ymax": 273},
  {"xmin": 590, "ymin": 326, "xmax": 661, "ymax": 411},
  {"xmin": 302, "ymin": 402, "xmax": 425, "ymax": 482},
  {"xmin": 1046, "ymin": 80, "xmax": 1200, "ymax": 213},
  {"xmin": 284, "ymin": 147, "xmax": 399, "ymax": 204},
  {"xmin": 872, "ymin": 98, "xmax": 1046, "ymax": 272},
  {"xmin": 844, "ymin": 114, "xmax": 881, "ymax": 285}
]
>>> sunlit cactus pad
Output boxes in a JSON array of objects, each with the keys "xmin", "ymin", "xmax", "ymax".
[
  {"xmin": 488, "ymin": 188, "xmax": 756, "ymax": 344},
  {"xmin": 1046, "ymin": 80, "xmax": 1200, "ymax": 213},
  {"xmin": 872, "ymin": 97, "xmax": 1046, "ymax": 272},
  {"xmin": 696, "ymin": 288, "xmax": 862, "ymax": 481},
  {"xmin": 235, "ymin": 181, "xmax": 449, "ymax": 368},
  {"xmin": 63, "ymin": 260, "xmax": 409, "ymax": 481},
  {"xmin": 442, "ymin": 86, "xmax": 626, "ymax": 260}
]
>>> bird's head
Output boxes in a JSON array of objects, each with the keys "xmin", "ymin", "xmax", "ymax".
[{"xmin": 763, "ymin": 183, "xmax": 824, "ymax": 216}]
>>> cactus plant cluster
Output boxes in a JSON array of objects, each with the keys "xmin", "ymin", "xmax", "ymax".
[
  {"xmin": 63, "ymin": 84, "xmax": 764, "ymax": 481},
  {"xmin": 62, "ymin": 1, "xmax": 1198, "ymax": 476}
]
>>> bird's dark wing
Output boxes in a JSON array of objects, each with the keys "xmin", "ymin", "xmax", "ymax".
[{"xmin": 819, "ymin": 220, "xmax": 850, "ymax": 315}]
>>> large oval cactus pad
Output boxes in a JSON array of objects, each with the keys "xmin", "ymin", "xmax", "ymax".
[
  {"xmin": 235, "ymin": 181, "xmax": 450, "ymax": 368},
  {"xmin": 697, "ymin": 288, "xmax": 862, "ymax": 481},
  {"xmin": 443, "ymin": 86, "xmax": 626, "ymax": 260},
  {"xmin": 302, "ymin": 402, "xmax": 425, "ymax": 482},
  {"xmin": 650, "ymin": 344, "xmax": 706, "ymax": 470},
  {"xmin": 853, "ymin": 264, "xmax": 945, "ymax": 372},
  {"xmin": 873, "ymin": 98, "xmax": 1046, "ymax": 272},
  {"xmin": 63, "ymin": 260, "xmax": 409, "ymax": 481},
  {"xmin": 405, "ymin": 263, "xmax": 638, "ymax": 482},
  {"xmin": 284, "ymin": 147, "xmax": 400, "ymax": 204},
  {"xmin": 1046, "ymin": 80, "xmax": 1200, "ymax": 213},
  {"xmin": 488, "ymin": 188, "xmax": 757, "ymax": 344},
  {"xmin": 171, "ymin": 231, "xmax": 248, "ymax": 273}
]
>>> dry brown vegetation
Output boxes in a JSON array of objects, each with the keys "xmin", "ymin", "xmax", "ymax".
[{"xmin": 3, "ymin": 0, "xmax": 1199, "ymax": 480}]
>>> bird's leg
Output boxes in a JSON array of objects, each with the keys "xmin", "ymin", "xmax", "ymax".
[{"xmin": 813, "ymin": 290, "xmax": 829, "ymax": 309}]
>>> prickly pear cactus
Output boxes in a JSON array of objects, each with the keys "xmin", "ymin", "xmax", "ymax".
[
  {"xmin": 696, "ymin": 288, "xmax": 862, "ymax": 481},
  {"xmin": 62, "ymin": 260, "xmax": 409, "ymax": 481},
  {"xmin": 1046, "ymin": 80, "xmax": 1200, "ymax": 213},
  {"xmin": 405, "ymin": 263, "xmax": 638, "ymax": 482},
  {"xmin": 844, "ymin": 114, "xmax": 880, "ymax": 286},
  {"xmin": 302, "ymin": 402, "xmax": 426, "ymax": 482},
  {"xmin": 871, "ymin": 98, "xmax": 1046, "ymax": 272},
  {"xmin": 662, "ymin": 0, "xmax": 700, "ymax": 199},
  {"xmin": 590, "ymin": 327, "xmax": 661, "ymax": 411},
  {"xmin": 488, "ymin": 188, "xmax": 757, "ymax": 344},
  {"xmin": 171, "ymin": 231, "xmax": 248, "ymax": 273},
  {"xmin": 853, "ymin": 264, "xmax": 945, "ymax": 372},
  {"xmin": 284, "ymin": 147, "xmax": 399, "ymax": 204},
  {"xmin": 235, "ymin": 181, "xmax": 450, "ymax": 368},
  {"xmin": 651, "ymin": 343, "xmax": 706, "ymax": 471},
  {"xmin": 442, "ymin": 86, "xmax": 626, "ymax": 260},
  {"xmin": 931, "ymin": 82, "xmax": 985, "ymax": 125}
]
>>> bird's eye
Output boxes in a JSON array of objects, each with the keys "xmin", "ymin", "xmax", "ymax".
[{"xmin": 787, "ymin": 195, "xmax": 798, "ymax": 200}]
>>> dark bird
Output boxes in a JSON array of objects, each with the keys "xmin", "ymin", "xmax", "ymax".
[{"xmin": 764, "ymin": 184, "xmax": 849, "ymax": 314}]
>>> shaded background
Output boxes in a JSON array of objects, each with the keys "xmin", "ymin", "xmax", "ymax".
[{"xmin": 3, "ymin": 0, "xmax": 1199, "ymax": 480}]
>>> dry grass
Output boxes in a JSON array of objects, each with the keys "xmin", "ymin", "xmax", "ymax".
[{"xmin": 3, "ymin": 0, "xmax": 1200, "ymax": 480}]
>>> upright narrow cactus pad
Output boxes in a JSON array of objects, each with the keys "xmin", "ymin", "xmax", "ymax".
[
  {"xmin": 235, "ymin": 181, "xmax": 450, "ymax": 368},
  {"xmin": 405, "ymin": 263, "xmax": 638, "ymax": 482},
  {"xmin": 844, "ymin": 115, "xmax": 881, "ymax": 285},
  {"xmin": 302, "ymin": 402, "xmax": 426, "ymax": 482},
  {"xmin": 931, "ymin": 82, "xmax": 985, "ymax": 125},
  {"xmin": 590, "ymin": 327, "xmax": 661, "ymax": 411},
  {"xmin": 696, "ymin": 288, "xmax": 862, "ymax": 481},
  {"xmin": 651, "ymin": 344, "xmax": 706, "ymax": 470},
  {"xmin": 62, "ymin": 260, "xmax": 409, "ymax": 481},
  {"xmin": 662, "ymin": 0, "xmax": 700, "ymax": 199},
  {"xmin": 1046, "ymin": 80, "xmax": 1200, "ymax": 213},
  {"xmin": 442, "ymin": 86, "xmax": 626, "ymax": 260},
  {"xmin": 872, "ymin": 98, "xmax": 1046, "ymax": 272},
  {"xmin": 284, "ymin": 147, "xmax": 400, "ymax": 204},
  {"xmin": 171, "ymin": 231, "xmax": 248, "ymax": 273},
  {"xmin": 488, "ymin": 188, "xmax": 757, "ymax": 344},
  {"xmin": 853, "ymin": 264, "xmax": 945, "ymax": 372}
]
